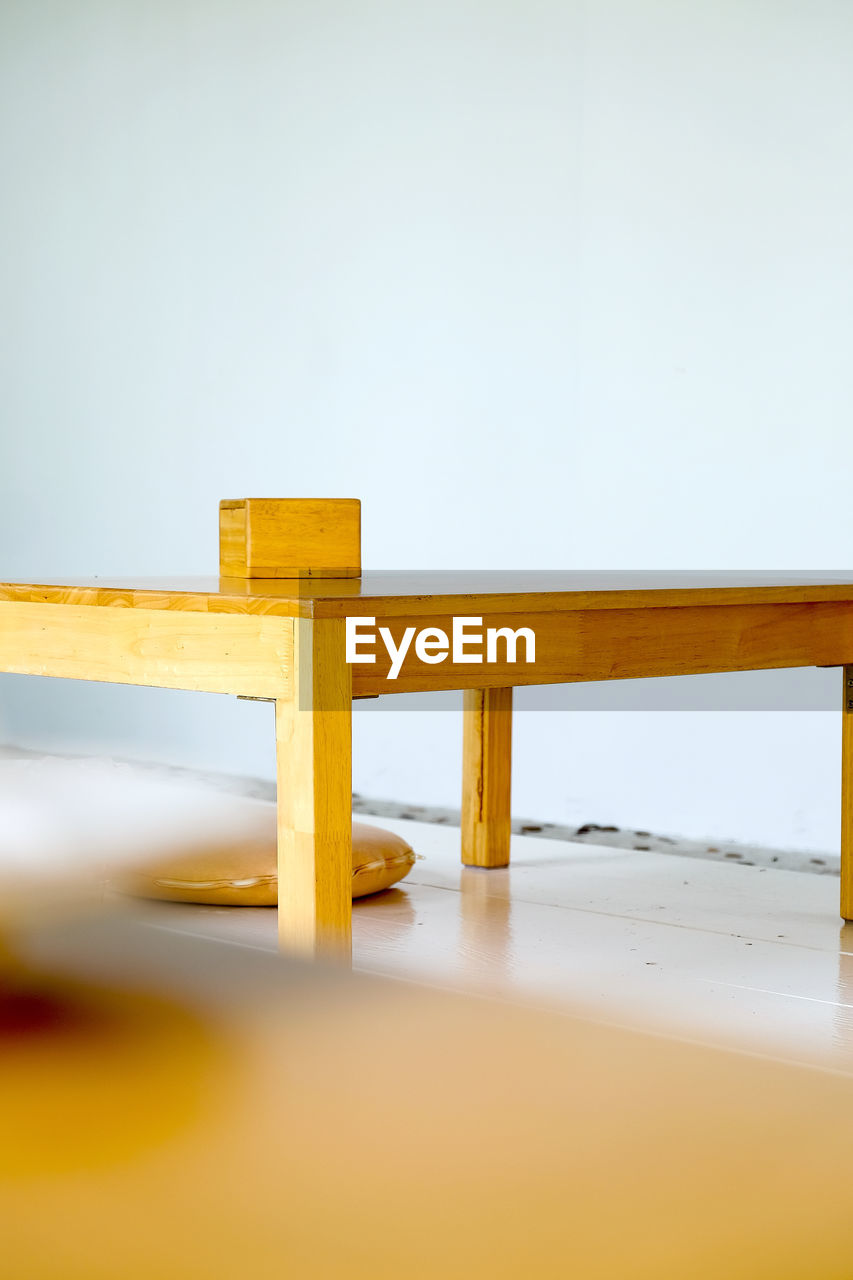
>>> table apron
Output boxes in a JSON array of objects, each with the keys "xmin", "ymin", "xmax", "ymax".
[
  {"xmin": 0, "ymin": 601, "xmax": 294, "ymax": 698},
  {"xmin": 349, "ymin": 601, "xmax": 853, "ymax": 695}
]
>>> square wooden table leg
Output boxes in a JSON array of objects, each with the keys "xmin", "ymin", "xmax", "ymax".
[
  {"xmin": 462, "ymin": 687, "xmax": 513, "ymax": 868},
  {"xmin": 276, "ymin": 619, "xmax": 353, "ymax": 961},
  {"xmin": 842, "ymin": 666, "xmax": 853, "ymax": 922}
]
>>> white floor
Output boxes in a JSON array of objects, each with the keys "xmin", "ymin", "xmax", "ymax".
[{"xmin": 141, "ymin": 818, "xmax": 853, "ymax": 1074}]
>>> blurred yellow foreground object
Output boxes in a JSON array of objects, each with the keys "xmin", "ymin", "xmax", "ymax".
[{"xmin": 1, "ymin": 916, "xmax": 852, "ymax": 1280}]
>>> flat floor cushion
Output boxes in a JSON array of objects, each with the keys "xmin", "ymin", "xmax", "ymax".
[{"xmin": 119, "ymin": 820, "xmax": 417, "ymax": 906}]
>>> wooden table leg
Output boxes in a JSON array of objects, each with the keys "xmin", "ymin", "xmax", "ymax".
[
  {"xmin": 462, "ymin": 687, "xmax": 513, "ymax": 868},
  {"xmin": 276, "ymin": 619, "xmax": 353, "ymax": 960},
  {"xmin": 842, "ymin": 666, "xmax": 853, "ymax": 922}
]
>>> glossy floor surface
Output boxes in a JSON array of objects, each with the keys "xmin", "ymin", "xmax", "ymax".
[{"xmin": 142, "ymin": 819, "xmax": 853, "ymax": 1073}]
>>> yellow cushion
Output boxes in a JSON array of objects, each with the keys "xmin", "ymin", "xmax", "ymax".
[{"xmin": 118, "ymin": 821, "xmax": 416, "ymax": 906}]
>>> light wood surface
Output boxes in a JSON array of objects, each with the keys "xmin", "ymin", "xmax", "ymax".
[
  {"xmin": 0, "ymin": 602, "xmax": 293, "ymax": 698},
  {"xmin": 462, "ymin": 688, "xmax": 513, "ymax": 868},
  {"xmin": 349, "ymin": 600, "xmax": 853, "ymax": 694},
  {"xmin": 220, "ymin": 498, "xmax": 361, "ymax": 578},
  {"xmin": 2, "ymin": 593, "xmax": 849, "ymax": 695},
  {"xmin": 6, "ymin": 570, "xmax": 853, "ymax": 619},
  {"xmin": 218, "ymin": 501, "xmax": 247, "ymax": 577},
  {"xmin": 276, "ymin": 619, "xmax": 352, "ymax": 959}
]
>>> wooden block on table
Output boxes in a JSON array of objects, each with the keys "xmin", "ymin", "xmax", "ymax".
[{"xmin": 220, "ymin": 498, "xmax": 361, "ymax": 579}]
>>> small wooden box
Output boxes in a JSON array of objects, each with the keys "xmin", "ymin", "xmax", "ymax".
[{"xmin": 219, "ymin": 498, "xmax": 361, "ymax": 579}]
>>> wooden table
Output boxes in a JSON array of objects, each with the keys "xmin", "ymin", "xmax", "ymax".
[{"xmin": 3, "ymin": 570, "xmax": 853, "ymax": 960}]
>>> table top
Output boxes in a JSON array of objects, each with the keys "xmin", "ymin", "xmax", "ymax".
[{"xmin": 3, "ymin": 570, "xmax": 853, "ymax": 619}]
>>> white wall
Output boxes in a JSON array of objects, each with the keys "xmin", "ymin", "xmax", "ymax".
[{"xmin": 2, "ymin": 0, "xmax": 852, "ymax": 852}]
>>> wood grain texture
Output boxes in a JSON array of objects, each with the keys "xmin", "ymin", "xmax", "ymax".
[
  {"xmin": 350, "ymin": 600, "xmax": 853, "ymax": 694},
  {"xmin": 276, "ymin": 619, "xmax": 353, "ymax": 960},
  {"xmin": 462, "ymin": 688, "xmax": 513, "ymax": 867},
  {"xmin": 8, "ymin": 571, "xmax": 853, "ymax": 621},
  {"xmin": 842, "ymin": 665, "xmax": 853, "ymax": 921},
  {"xmin": 0, "ymin": 579, "xmax": 317, "ymax": 618},
  {"xmin": 218, "ymin": 502, "xmax": 247, "ymax": 577},
  {"xmin": 0, "ymin": 601, "xmax": 293, "ymax": 697},
  {"xmin": 220, "ymin": 498, "xmax": 360, "ymax": 578}
]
